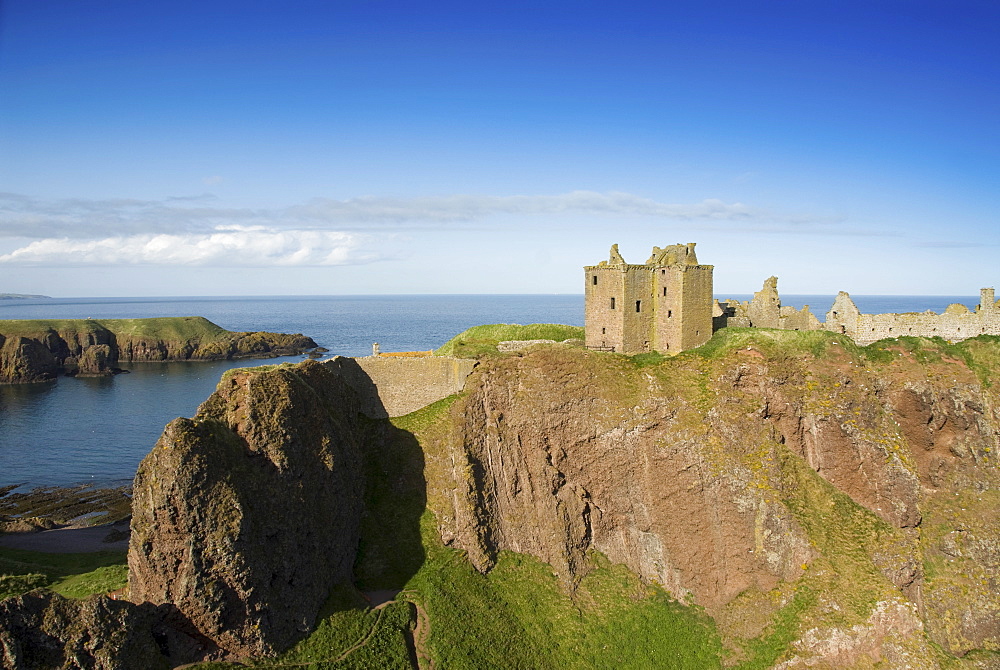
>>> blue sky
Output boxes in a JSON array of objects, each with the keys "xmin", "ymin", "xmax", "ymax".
[{"xmin": 1, "ymin": 0, "xmax": 997, "ymax": 297}]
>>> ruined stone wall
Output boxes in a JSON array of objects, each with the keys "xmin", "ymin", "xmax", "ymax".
[
  {"xmin": 825, "ymin": 290, "xmax": 1000, "ymax": 345},
  {"xmin": 325, "ymin": 355, "xmax": 477, "ymax": 418}
]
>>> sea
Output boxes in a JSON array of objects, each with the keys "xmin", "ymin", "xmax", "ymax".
[{"xmin": 0, "ymin": 293, "xmax": 984, "ymax": 490}]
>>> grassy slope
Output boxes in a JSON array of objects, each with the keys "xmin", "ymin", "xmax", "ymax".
[
  {"xmin": 0, "ymin": 547, "xmax": 127, "ymax": 600},
  {"xmin": 435, "ymin": 323, "xmax": 584, "ymax": 358}
]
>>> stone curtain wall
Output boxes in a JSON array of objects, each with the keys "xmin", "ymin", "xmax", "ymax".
[
  {"xmin": 825, "ymin": 290, "xmax": 1000, "ymax": 345},
  {"xmin": 834, "ymin": 307, "xmax": 1000, "ymax": 345},
  {"xmin": 325, "ymin": 355, "xmax": 477, "ymax": 418}
]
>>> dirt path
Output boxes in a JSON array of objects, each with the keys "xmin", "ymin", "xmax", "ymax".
[
  {"xmin": 398, "ymin": 590, "xmax": 433, "ymax": 670},
  {"xmin": 171, "ymin": 589, "xmax": 435, "ymax": 669}
]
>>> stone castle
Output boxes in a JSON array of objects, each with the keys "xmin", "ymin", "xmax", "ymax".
[{"xmin": 585, "ymin": 243, "xmax": 1000, "ymax": 353}]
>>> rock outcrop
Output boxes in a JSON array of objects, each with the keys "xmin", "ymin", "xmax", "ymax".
[
  {"xmin": 419, "ymin": 334, "xmax": 1000, "ymax": 665},
  {"xmin": 128, "ymin": 359, "xmax": 365, "ymax": 657},
  {"xmin": 0, "ymin": 591, "xmax": 169, "ymax": 669},
  {"xmin": 0, "ymin": 316, "xmax": 317, "ymax": 383}
]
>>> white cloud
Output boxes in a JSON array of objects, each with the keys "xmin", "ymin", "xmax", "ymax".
[
  {"xmin": 0, "ymin": 190, "xmax": 840, "ymax": 241},
  {"xmin": 0, "ymin": 190, "xmax": 855, "ymax": 267},
  {"xmin": 286, "ymin": 192, "xmax": 767, "ymax": 223},
  {"xmin": 0, "ymin": 229, "xmax": 374, "ymax": 267}
]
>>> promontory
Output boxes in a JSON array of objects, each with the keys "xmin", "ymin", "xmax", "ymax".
[{"xmin": 0, "ymin": 316, "xmax": 317, "ymax": 384}]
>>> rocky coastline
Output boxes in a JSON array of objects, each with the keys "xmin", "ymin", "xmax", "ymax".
[{"xmin": 0, "ymin": 316, "xmax": 318, "ymax": 384}]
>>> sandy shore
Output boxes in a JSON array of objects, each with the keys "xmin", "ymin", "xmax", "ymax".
[{"xmin": 0, "ymin": 519, "xmax": 130, "ymax": 553}]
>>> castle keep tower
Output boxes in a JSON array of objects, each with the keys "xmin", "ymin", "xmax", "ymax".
[{"xmin": 584, "ymin": 243, "xmax": 714, "ymax": 354}]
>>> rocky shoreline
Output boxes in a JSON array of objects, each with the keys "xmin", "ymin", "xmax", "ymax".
[
  {"xmin": 0, "ymin": 316, "xmax": 319, "ymax": 383},
  {"xmin": 0, "ymin": 483, "xmax": 132, "ymax": 538}
]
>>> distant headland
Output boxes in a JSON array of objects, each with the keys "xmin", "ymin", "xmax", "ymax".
[
  {"xmin": 0, "ymin": 316, "xmax": 318, "ymax": 383},
  {"xmin": 0, "ymin": 293, "xmax": 50, "ymax": 300}
]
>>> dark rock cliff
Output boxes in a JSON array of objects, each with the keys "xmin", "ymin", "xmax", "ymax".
[
  {"xmin": 128, "ymin": 359, "xmax": 365, "ymax": 657},
  {"xmin": 0, "ymin": 317, "xmax": 317, "ymax": 383}
]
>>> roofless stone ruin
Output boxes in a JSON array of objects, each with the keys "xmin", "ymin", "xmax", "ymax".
[{"xmin": 584, "ymin": 243, "xmax": 1000, "ymax": 353}]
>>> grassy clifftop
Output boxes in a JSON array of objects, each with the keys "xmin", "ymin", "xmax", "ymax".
[{"xmin": 435, "ymin": 323, "xmax": 584, "ymax": 358}]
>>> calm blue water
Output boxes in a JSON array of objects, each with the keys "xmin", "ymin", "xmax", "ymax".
[{"xmin": 0, "ymin": 294, "xmax": 982, "ymax": 489}]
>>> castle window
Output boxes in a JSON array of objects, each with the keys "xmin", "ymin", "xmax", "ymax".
[
  {"xmin": 602, "ymin": 327, "xmax": 606, "ymax": 334},
  {"xmin": 593, "ymin": 275, "xmax": 598, "ymax": 285},
  {"xmin": 662, "ymin": 287, "xmax": 667, "ymax": 297},
  {"xmin": 610, "ymin": 297, "xmax": 615, "ymax": 309},
  {"xmin": 667, "ymin": 310, "xmax": 672, "ymax": 318},
  {"xmin": 635, "ymin": 300, "xmax": 641, "ymax": 312},
  {"xmin": 661, "ymin": 269, "xmax": 665, "ymax": 274}
]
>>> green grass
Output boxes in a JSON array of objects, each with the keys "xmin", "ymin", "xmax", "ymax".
[
  {"xmin": 736, "ymin": 586, "xmax": 816, "ymax": 670},
  {"xmin": 51, "ymin": 564, "xmax": 128, "ymax": 599},
  {"xmin": 435, "ymin": 323, "xmax": 584, "ymax": 358},
  {"xmin": 0, "ymin": 316, "xmax": 232, "ymax": 341},
  {"xmin": 686, "ymin": 327, "xmax": 859, "ymax": 362},
  {"xmin": 405, "ymin": 532, "xmax": 723, "ymax": 669},
  {"xmin": 0, "ymin": 547, "xmax": 127, "ymax": 600},
  {"xmin": 250, "ymin": 584, "xmax": 412, "ymax": 669}
]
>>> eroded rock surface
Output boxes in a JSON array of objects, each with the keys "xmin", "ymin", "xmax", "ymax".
[
  {"xmin": 128, "ymin": 359, "xmax": 365, "ymax": 657},
  {"xmin": 0, "ymin": 591, "xmax": 169, "ymax": 670},
  {"xmin": 420, "ymin": 338, "xmax": 1000, "ymax": 665}
]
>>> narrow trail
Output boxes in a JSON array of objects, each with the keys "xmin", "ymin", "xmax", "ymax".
[
  {"xmin": 398, "ymin": 590, "xmax": 434, "ymax": 670},
  {"xmin": 173, "ymin": 590, "xmax": 434, "ymax": 669}
]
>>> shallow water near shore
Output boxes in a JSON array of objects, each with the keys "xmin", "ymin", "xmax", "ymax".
[{"xmin": 0, "ymin": 293, "xmax": 983, "ymax": 489}]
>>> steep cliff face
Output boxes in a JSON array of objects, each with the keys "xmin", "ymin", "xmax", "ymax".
[
  {"xmin": 421, "ymin": 333, "xmax": 1000, "ymax": 665},
  {"xmin": 0, "ymin": 317, "xmax": 317, "ymax": 383},
  {"xmin": 128, "ymin": 360, "xmax": 365, "ymax": 657}
]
